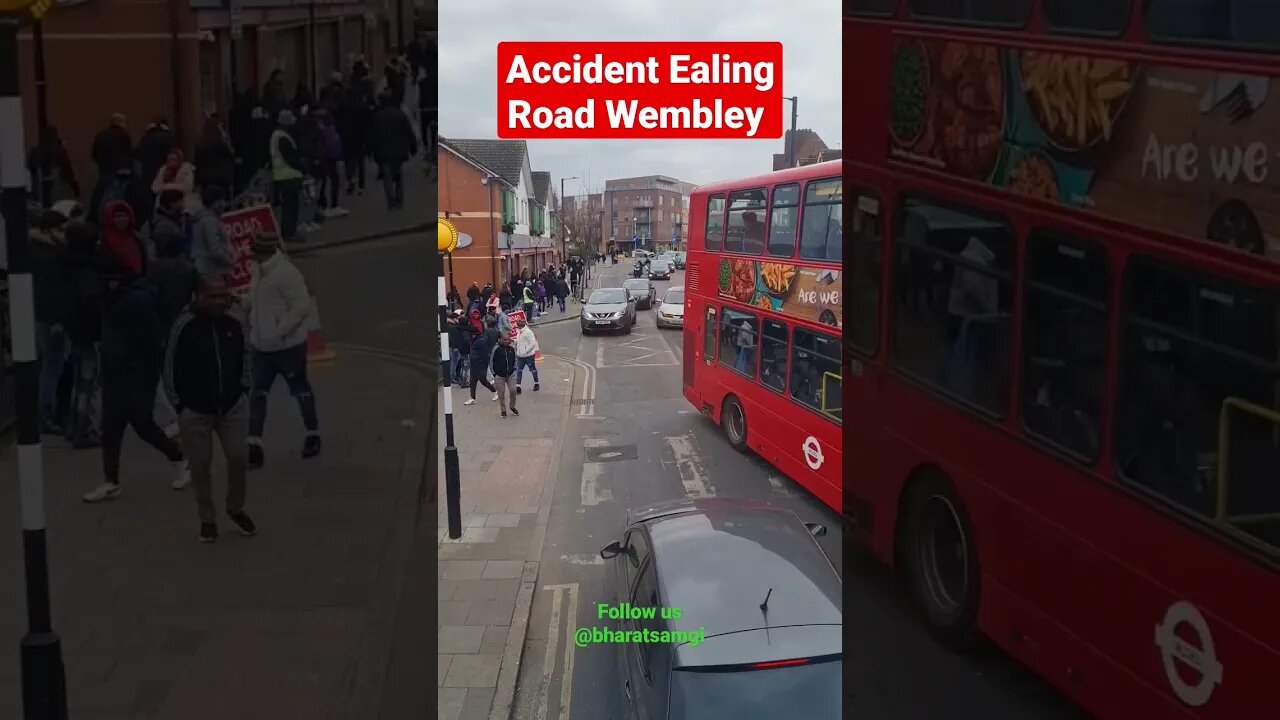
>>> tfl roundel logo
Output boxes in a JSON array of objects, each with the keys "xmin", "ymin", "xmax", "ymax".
[{"xmin": 1154, "ymin": 601, "xmax": 1222, "ymax": 707}]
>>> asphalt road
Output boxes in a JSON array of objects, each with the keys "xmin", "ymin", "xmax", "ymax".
[{"xmin": 510, "ymin": 261, "xmax": 1088, "ymax": 720}]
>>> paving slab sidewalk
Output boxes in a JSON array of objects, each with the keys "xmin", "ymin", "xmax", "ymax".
[
  {"xmin": 289, "ymin": 158, "xmax": 434, "ymax": 254},
  {"xmin": 0, "ymin": 355, "xmax": 431, "ymax": 719},
  {"xmin": 438, "ymin": 356, "xmax": 577, "ymax": 720}
]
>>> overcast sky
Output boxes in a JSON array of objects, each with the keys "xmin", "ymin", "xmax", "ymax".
[{"xmin": 439, "ymin": 0, "xmax": 841, "ymax": 197}]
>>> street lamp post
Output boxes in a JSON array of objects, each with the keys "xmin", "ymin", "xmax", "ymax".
[
  {"xmin": 1, "ymin": 3, "xmax": 71, "ymax": 717},
  {"xmin": 560, "ymin": 175, "xmax": 576, "ymax": 263},
  {"xmin": 784, "ymin": 96, "xmax": 799, "ymax": 168}
]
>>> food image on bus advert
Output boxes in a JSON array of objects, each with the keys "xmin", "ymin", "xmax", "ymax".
[
  {"xmin": 887, "ymin": 36, "xmax": 1280, "ymax": 263},
  {"xmin": 718, "ymin": 257, "xmax": 842, "ymax": 328}
]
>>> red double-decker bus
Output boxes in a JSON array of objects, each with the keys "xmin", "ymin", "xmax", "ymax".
[
  {"xmin": 682, "ymin": 161, "xmax": 843, "ymax": 511},
  {"xmin": 846, "ymin": 1, "xmax": 1280, "ymax": 717}
]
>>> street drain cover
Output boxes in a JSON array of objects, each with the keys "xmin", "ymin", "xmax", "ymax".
[{"xmin": 586, "ymin": 445, "xmax": 638, "ymax": 462}]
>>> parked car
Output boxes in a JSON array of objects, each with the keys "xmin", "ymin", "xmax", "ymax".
[
  {"xmin": 581, "ymin": 287, "xmax": 636, "ymax": 335},
  {"xmin": 623, "ymin": 278, "xmax": 657, "ymax": 310},
  {"xmin": 648, "ymin": 259, "xmax": 672, "ymax": 280},
  {"xmin": 655, "ymin": 285, "xmax": 685, "ymax": 328},
  {"xmin": 633, "ymin": 249, "xmax": 652, "ymax": 259},
  {"xmin": 599, "ymin": 498, "xmax": 841, "ymax": 720}
]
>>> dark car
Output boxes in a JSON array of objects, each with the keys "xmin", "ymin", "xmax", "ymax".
[
  {"xmin": 623, "ymin": 278, "xmax": 657, "ymax": 309},
  {"xmin": 581, "ymin": 286, "xmax": 637, "ymax": 335},
  {"xmin": 648, "ymin": 258, "xmax": 672, "ymax": 280},
  {"xmin": 599, "ymin": 498, "xmax": 841, "ymax": 720}
]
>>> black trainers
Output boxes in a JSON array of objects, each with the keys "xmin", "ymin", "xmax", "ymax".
[
  {"xmin": 199, "ymin": 523, "xmax": 218, "ymax": 543},
  {"xmin": 501, "ymin": 411, "xmax": 507, "ymax": 418},
  {"xmin": 516, "ymin": 386, "xmax": 522, "ymax": 394},
  {"xmin": 228, "ymin": 512, "xmax": 257, "ymax": 537},
  {"xmin": 533, "ymin": 383, "xmax": 540, "ymax": 391},
  {"xmin": 302, "ymin": 435, "xmax": 322, "ymax": 458},
  {"xmin": 510, "ymin": 407, "xmax": 519, "ymax": 416},
  {"xmin": 248, "ymin": 444, "xmax": 264, "ymax": 469}
]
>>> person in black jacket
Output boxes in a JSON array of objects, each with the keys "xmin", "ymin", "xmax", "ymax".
[
  {"xmin": 63, "ymin": 221, "xmax": 104, "ymax": 448},
  {"xmin": 31, "ymin": 210, "xmax": 73, "ymax": 433},
  {"xmin": 164, "ymin": 277, "xmax": 256, "ymax": 543},
  {"xmin": 490, "ymin": 332, "xmax": 519, "ymax": 417},
  {"xmin": 193, "ymin": 116, "xmax": 236, "ymax": 197},
  {"xmin": 369, "ymin": 91, "xmax": 418, "ymax": 210},
  {"xmin": 464, "ymin": 321, "xmax": 499, "ymax": 405},
  {"xmin": 82, "ymin": 258, "xmax": 189, "ymax": 503}
]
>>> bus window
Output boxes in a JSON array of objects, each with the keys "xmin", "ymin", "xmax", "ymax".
[
  {"xmin": 1116, "ymin": 259, "xmax": 1280, "ymax": 552},
  {"xmin": 768, "ymin": 184, "xmax": 800, "ymax": 258},
  {"xmin": 849, "ymin": 191, "xmax": 883, "ymax": 355},
  {"xmin": 760, "ymin": 319, "xmax": 790, "ymax": 393},
  {"xmin": 1043, "ymin": 0, "xmax": 1131, "ymax": 35},
  {"xmin": 909, "ymin": 0, "xmax": 1030, "ymax": 26},
  {"xmin": 792, "ymin": 328, "xmax": 842, "ymax": 422},
  {"xmin": 1021, "ymin": 231, "xmax": 1109, "ymax": 462},
  {"xmin": 799, "ymin": 178, "xmax": 842, "ymax": 262},
  {"xmin": 726, "ymin": 188, "xmax": 767, "ymax": 255},
  {"xmin": 703, "ymin": 305, "xmax": 718, "ymax": 362},
  {"xmin": 706, "ymin": 195, "xmax": 726, "ymax": 251},
  {"xmin": 1147, "ymin": 0, "xmax": 1280, "ymax": 49},
  {"xmin": 892, "ymin": 197, "xmax": 1014, "ymax": 415},
  {"xmin": 720, "ymin": 308, "xmax": 760, "ymax": 378},
  {"xmin": 846, "ymin": 0, "xmax": 897, "ymax": 16}
]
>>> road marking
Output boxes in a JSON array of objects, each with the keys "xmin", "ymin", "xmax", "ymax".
[
  {"xmin": 536, "ymin": 585, "xmax": 564, "ymax": 720},
  {"xmin": 561, "ymin": 554, "xmax": 605, "ymax": 566},
  {"xmin": 584, "ymin": 438, "xmax": 610, "ymax": 448},
  {"xmin": 580, "ymin": 462, "xmax": 613, "ymax": 506},
  {"xmin": 539, "ymin": 584, "xmax": 581, "ymax": 720},
  {"xmin": 665, "ymin": 433, "xmax": 712, "ymax": 498},
  {"xmin": 595, "ymin": 329, "xmax": 681, "ymax": 368},
  {"xmin": 544, "ymin": 354, "xmax": 596, "ymax": 417}
]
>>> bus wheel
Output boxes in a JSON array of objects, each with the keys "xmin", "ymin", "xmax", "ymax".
[
  {"xmin": 903, "ymin": 474, "xmax": 979, "ymax": 650},
  {"xmin": 721, "ymin": 396, "xmax": 749, "ymax": 453}
]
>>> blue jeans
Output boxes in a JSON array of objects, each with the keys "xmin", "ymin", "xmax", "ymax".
[
  {"xmin": 36, "ymin": 322, "xmax": 69, "ymax": 426},
  {"xmin": 558, "ymin": 297, "xmax": 566, "ymax": 312},
  {"xmin": 516, "ymin": 356, "xmax": 538, "ymax": 386},
  {"xmin": 249, "ymin": 343, "xmax": 319, "ymax": 439}
]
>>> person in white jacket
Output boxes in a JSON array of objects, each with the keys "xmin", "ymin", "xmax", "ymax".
[
  {"xmin": 151, "ymin": 149, "xmax": 197, "ymax": 214},
  {"xmin": 243, "ymin": 232, "xmax": 321, "ymax": 467},
  {"xmin": 513, "ymin": 317, "xmax": 540, "ymax": 394}
]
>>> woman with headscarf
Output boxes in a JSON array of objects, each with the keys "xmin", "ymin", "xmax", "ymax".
[{"xmin": 100, "ymin": 200, "xmax": 148, "ymax": 275}]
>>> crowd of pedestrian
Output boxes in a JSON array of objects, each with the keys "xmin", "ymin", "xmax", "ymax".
[{"xmin": 28, "ymin": 176, "xmax": 324, "ymax": 541}]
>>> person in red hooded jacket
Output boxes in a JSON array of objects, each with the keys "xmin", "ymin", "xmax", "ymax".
[{"xmin": 100, "ymin": 200, "xmax": 150, "ymax": 274}]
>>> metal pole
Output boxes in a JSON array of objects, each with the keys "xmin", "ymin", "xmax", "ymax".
[
  {"xmin": 438, "ymin": 274, "xmax": 462, "ymax": 539},
  {"xmin": 559, "ymin": 177, "xmax": 565, "ymax": 263},
  {"xmin": 1, "ymin": 18, "xmax": 70, "ymax": 720},
  {"xmin": 786, "ymin": 96, "xmax": 799, "ymax": 168},
  {"xmin": 486, "ymin": 176, "xmax": 497, "ymax": 287},
  {"xmin": 31, "ymin": 20, "xmax": 50, "ymax": 208}
]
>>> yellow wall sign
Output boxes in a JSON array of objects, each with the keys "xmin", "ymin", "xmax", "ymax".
[{"xmin": 437, "ymin": 218, "xmax": 459, "ymax": 254}]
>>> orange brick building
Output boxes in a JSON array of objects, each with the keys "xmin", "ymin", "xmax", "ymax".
[{"xmin": 16, "ymin": 0, "xmax": 397, "ymax": 195}]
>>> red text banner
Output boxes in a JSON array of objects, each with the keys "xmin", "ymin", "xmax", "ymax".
[
  {"xmin": 497, "ymin": 41, "xmax": 783, "ymax": 140},
  {"xmin": 220, "ymin": 205, "xmax": 280, "ymax": 294}
]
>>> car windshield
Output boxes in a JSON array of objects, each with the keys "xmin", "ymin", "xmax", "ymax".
[
  {"xmin": 589, "ymin": 289, "xmax": 627, "ymax": 304},
  {"xmin": 670, "ymin": 660, "xmax": 840, "ymax": 719},
  {"xmin": 665, "ymin": 290, "xmax": 685, "ymax": 304},
  {"xmin": 623, "ymin": 280, "xmax": 648, "ymax": 292}
]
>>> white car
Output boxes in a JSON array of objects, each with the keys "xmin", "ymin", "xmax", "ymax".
[
  {"xmin": 655, "ymin": 285, "xmax": 686, "ymax": 328},
  {"xmin": 632, "ymin": 249, "xmax": 652, "ymax": 259}
]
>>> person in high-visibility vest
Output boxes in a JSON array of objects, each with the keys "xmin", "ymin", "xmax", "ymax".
[{"xmin": 269, "ymin": 110, "xmax": 305, "ymax": 241}]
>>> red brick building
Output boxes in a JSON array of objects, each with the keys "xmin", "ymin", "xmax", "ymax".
[
  {"xmin": 16, "ymin": 0, "xmax": 396, "ymax": 194},
  {"xmin": 772, "ymin": 128, "xmax": 831, "ymax": 170}
]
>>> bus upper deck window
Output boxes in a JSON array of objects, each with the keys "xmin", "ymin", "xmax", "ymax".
[
  {"xmin": 726, "ymin": 188, "xmax": 768, "ymax": 255},
  {"xmin": 706, "ymin": 195, "xmax": 726, "ymax": 251},
  {"xmin": 800, "ymin": 179, "xmax": 843, "ymax": 263},
  {"xmin": 768, "ymin": 184, "xmax": 800, "ymax": 258}
]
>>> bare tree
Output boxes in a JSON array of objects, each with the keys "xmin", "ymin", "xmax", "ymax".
[{"xmin": 560, "ymin": 172, "xmax": 604, "ymax": 257}]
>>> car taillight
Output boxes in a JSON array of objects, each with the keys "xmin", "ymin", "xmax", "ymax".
[{"xmin": 749, "ymin": 658, "xmax": 810, "ymax": 670}]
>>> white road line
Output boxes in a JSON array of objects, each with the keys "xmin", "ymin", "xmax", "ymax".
[
  {"xmin": 560, "ymin": 583, "xmax": 580, "ymax": 720},
  {"xmin": 536, "ymin": 585, "xmax": 565, "ymax": 720},
  {"xmin": 584, "ymin": 438, "xmax": 610, "ymax": 448},
  {"xmin": 595, "ymin": 336, "xmax": 606, "ymax": 370},
  {"xmin": 543, "ymin": 354, "xmax": 596, "ymax": 417},
  {"xmin": 665, "ymin": 433, "xmax": 713, "ymax": 499},
  {"xmin": 580, "ymin": 462, "xmax": 613, "ymax": 506},
  {"xmin": 561, "ymin": 554, "xmax": 605, "ymax": 566}
]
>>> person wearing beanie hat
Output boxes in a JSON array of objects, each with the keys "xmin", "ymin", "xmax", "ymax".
[
  {"xmin": 269, "ymin": 110, "xmax": 305, "ymax": 240},
  {"xmin": 242, "ymin": 231, "xmax": 321, "ymax": 466}
]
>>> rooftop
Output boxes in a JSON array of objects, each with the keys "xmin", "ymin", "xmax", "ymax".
[{"xmin": 443, "ymin": 138, "xmax": 528, "ymax": 187}]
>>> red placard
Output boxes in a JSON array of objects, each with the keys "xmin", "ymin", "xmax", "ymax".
[
  {"xmin": 507, "ymin": 309, "xmax": 525, "ymax": 339},
  {"xmin": 220, "ymin": 205, "xmax": 280, "ymax": 294}
]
